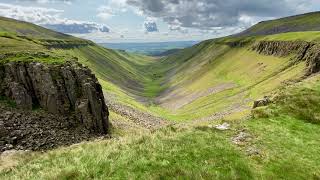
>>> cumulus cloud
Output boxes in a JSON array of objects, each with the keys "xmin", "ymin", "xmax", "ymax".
[
  {"xmin": 0, "ymin": 3, "xmax": 109, "ymax": 34},
  {"xmin": 143, "ymin": 20, "xmax": 158, "ymax": 32},
  {"xmin": 127, "ymin": 0, "xmax": 313, "ymax": 31},
  {"xmin": 0, "ymin": 3, "xmax": 64, "ymax": 24}
]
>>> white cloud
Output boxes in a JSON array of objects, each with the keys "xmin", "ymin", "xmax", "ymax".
[
  {"xmin": 0, "ymin": 3, "xmax": 64, "ymax": 24},
  {"xmin": 0, "ymin": 3, "xmax": 110, "ymax": 34}
]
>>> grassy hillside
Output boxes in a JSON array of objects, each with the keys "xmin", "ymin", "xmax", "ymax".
[
  {"xmin": 0, "ymin": 17, "xmax": 74, "ymax": 39},
  {"xmin": 144, "ymin": 33, "xmax": 311, "ymax": 121},
  {"xmin": 1, "ymin": 15, "xmax": 320, "ymax": 179},
  {"xmin": 236, "ymin": 11, "xmax": 320, "ymax": 37}
]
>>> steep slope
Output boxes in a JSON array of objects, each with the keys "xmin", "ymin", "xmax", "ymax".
[
  {"xmin": 235, "ymin": 11, "xmax": 320, "ymax": 37},
  {"xmin": 0, "ymin": 17, "xmax": 74, "ymax": 39},
  {"xmin": 143, "ymin": 31, "xmax": 320, "ymax": 121}
]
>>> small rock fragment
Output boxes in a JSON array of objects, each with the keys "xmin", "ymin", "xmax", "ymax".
[
  {"xmin": 253, "ymin": 96, "xmax": 271, "ymax": 109},
  {"xmin": 232, "ymin": 131, "xmax": 251, "ymax": 145},
  {"xmin": 214, "ymin": 122, "xmax": 230, "ymax": 130}
]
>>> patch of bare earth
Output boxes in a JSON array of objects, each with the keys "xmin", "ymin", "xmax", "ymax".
[
  {"xmin": 193, "ymin": 91, "xmax": 253, "ymax": 122},
  {"xmin": 157, "ymin": 83, "xmax": 237, "ymax": 110}
]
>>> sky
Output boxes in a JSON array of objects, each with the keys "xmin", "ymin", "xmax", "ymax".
[{"xmin": 0, "ymin": 0, "xmax": 319, "ymax": 43}]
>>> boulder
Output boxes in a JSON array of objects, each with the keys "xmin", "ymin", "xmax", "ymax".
[{"xmin": 253, "ymin": 96, "xmax": 271, "ymax": 109}]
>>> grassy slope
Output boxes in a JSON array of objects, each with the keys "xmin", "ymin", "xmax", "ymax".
[
  {"xmin": 236, "ymin": 11, "xmax": 320, "ymax": 37},
  {"xmin": 0, "ymin": 17, "xmax": 74, "ymax": 39},
  {"xmin": 148, "ymin": 33, "xmax": 310, "ymax": 121},
  {"xmin": 1, "ymin": 16, "xmax": 320, "ymax": 179}
]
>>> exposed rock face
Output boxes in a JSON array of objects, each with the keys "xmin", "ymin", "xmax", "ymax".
[
  {"xmin": 0, "ymin": 61, "xmax": 109, "ymax": 134},
  {"xmin": 303, "ymin": 44, "xmax": 320, "ymax": 75},
  {"xmin": 252, "ymin": 41, "xmax": 310, "ymax": 57},
  {"xmin": 252, "ymin": 41, "xmax": 320, "ymax": 75},
  {"xmin": 0, "ymin": 104, "xmax": 103, "ymax": 152}
]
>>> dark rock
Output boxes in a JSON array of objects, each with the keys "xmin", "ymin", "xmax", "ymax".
[
  {"xmin": 252, "ymin": 41, "xmax": 320, "ymax": 75},
  {"xmin": 0, "ymin": 60, "xmax": 109, "ymax": 152},
  {"xmin": 303, "ymin": 44, "xmax": 320, "ymax": 75},
  {"xmin": 9, "ymin": 82, "xmax": 33, "ymax": 109},
  {"xmin": 252, "ymin": 40, "xmax": 310, "ymax": 57},
  {"xmin": 253, "ymin": 96, "xmax": 271, "ymax": 109},
  {"xmin": 252, "ymin": 40, "xmax": 320, "ymax": 75},
  {"xmin": 0, "ymin": 61, "xmax": 109, "ymax": 134}
]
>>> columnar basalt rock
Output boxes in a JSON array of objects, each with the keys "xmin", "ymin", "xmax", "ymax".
[{"xmin": 0, "ymin": 60, "xmax": 109, "ymax": 134}]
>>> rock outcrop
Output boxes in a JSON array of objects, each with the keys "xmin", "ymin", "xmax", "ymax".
[
  {"xmin": 253, "ymin": 96, "xmax": 272, "ymax": 109},
  {"xmin": 0, "ymin": 60, "xmax": 109, "ymax": 134},
  {"xmin": 252, "ymin": 40, "xmax": 320, "ymax": 75}
]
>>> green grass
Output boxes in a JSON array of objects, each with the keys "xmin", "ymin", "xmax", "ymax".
[
  {"xmin": 262, "ymin": 31, "xmax": 320, "ymax": 42},
  {"xmin": 0, "ymin": 17, "xmax": 75, "ymax": 40},
  {"xmin": 0, "ymin": 126, "xmax": 255, "ymax": 179},
  {"xmin": 253, "ymin": 75, "xmax": 320, "ymax": 124},
  {"xmin": 0, "ymin": 96, "xmax": 16, "ymax": 108},
  {"xmin": 242, "ymin": 116, "xmax": 320, "ymax": 179},
  {"xmin": 238, "ymin": 11, "xmax": 320, "ymax": 36},
  {"xmin": 0, "ymin": 53, "xmax": 66, "ymax": 64}
]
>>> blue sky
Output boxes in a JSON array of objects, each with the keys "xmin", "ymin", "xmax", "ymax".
[{"xmin": 0, "ymin": 0, "xmax": 319, "ymax": 43}]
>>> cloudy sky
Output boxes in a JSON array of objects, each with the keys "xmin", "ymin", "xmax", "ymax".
[{"xmin": 0, "ymin": 0, "xmax": 319, "ymax": 43}]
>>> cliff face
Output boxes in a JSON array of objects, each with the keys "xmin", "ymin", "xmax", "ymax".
[
  {"xmin": 0, "ymin": 60, "xmax": 109, "ymax": 134},
  {"xmin": 252, "ymin": 41, "xmax": 320, "ymax": 75}
]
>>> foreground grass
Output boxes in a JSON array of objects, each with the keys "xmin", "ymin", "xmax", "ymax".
[
  {"xmin": 0, "ymin": 126, "xmax": 254, "ymax": 179},
  {"xmin": 2, "ymin": 112, "xmax": 320, "ymax": 179}
]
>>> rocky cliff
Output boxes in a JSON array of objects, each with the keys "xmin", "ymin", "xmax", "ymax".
[
  {"xmin": 0, "ymin": 59, "xmax": 109, "ymax": 151},
  {"xmin": 252, "ymin": 41, "xmax": 320, "ymax": 75}
]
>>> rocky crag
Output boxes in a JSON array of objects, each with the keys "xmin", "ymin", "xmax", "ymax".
[
  {"xmin": 0, "ymin": 58, "xmax": 109, "ymax": 152},
  {"xmin": 252, "ymin": 40, "xmax": 320, "ymax": 75}
]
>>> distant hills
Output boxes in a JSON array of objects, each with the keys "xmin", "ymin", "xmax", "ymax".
[
  {"xmin": 100, "ymin": 41, "xmax": 198, "ymax": 56},
  {"xmin": 44, "ymin": 23, "xmax": 110, "ymax": 34}
]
